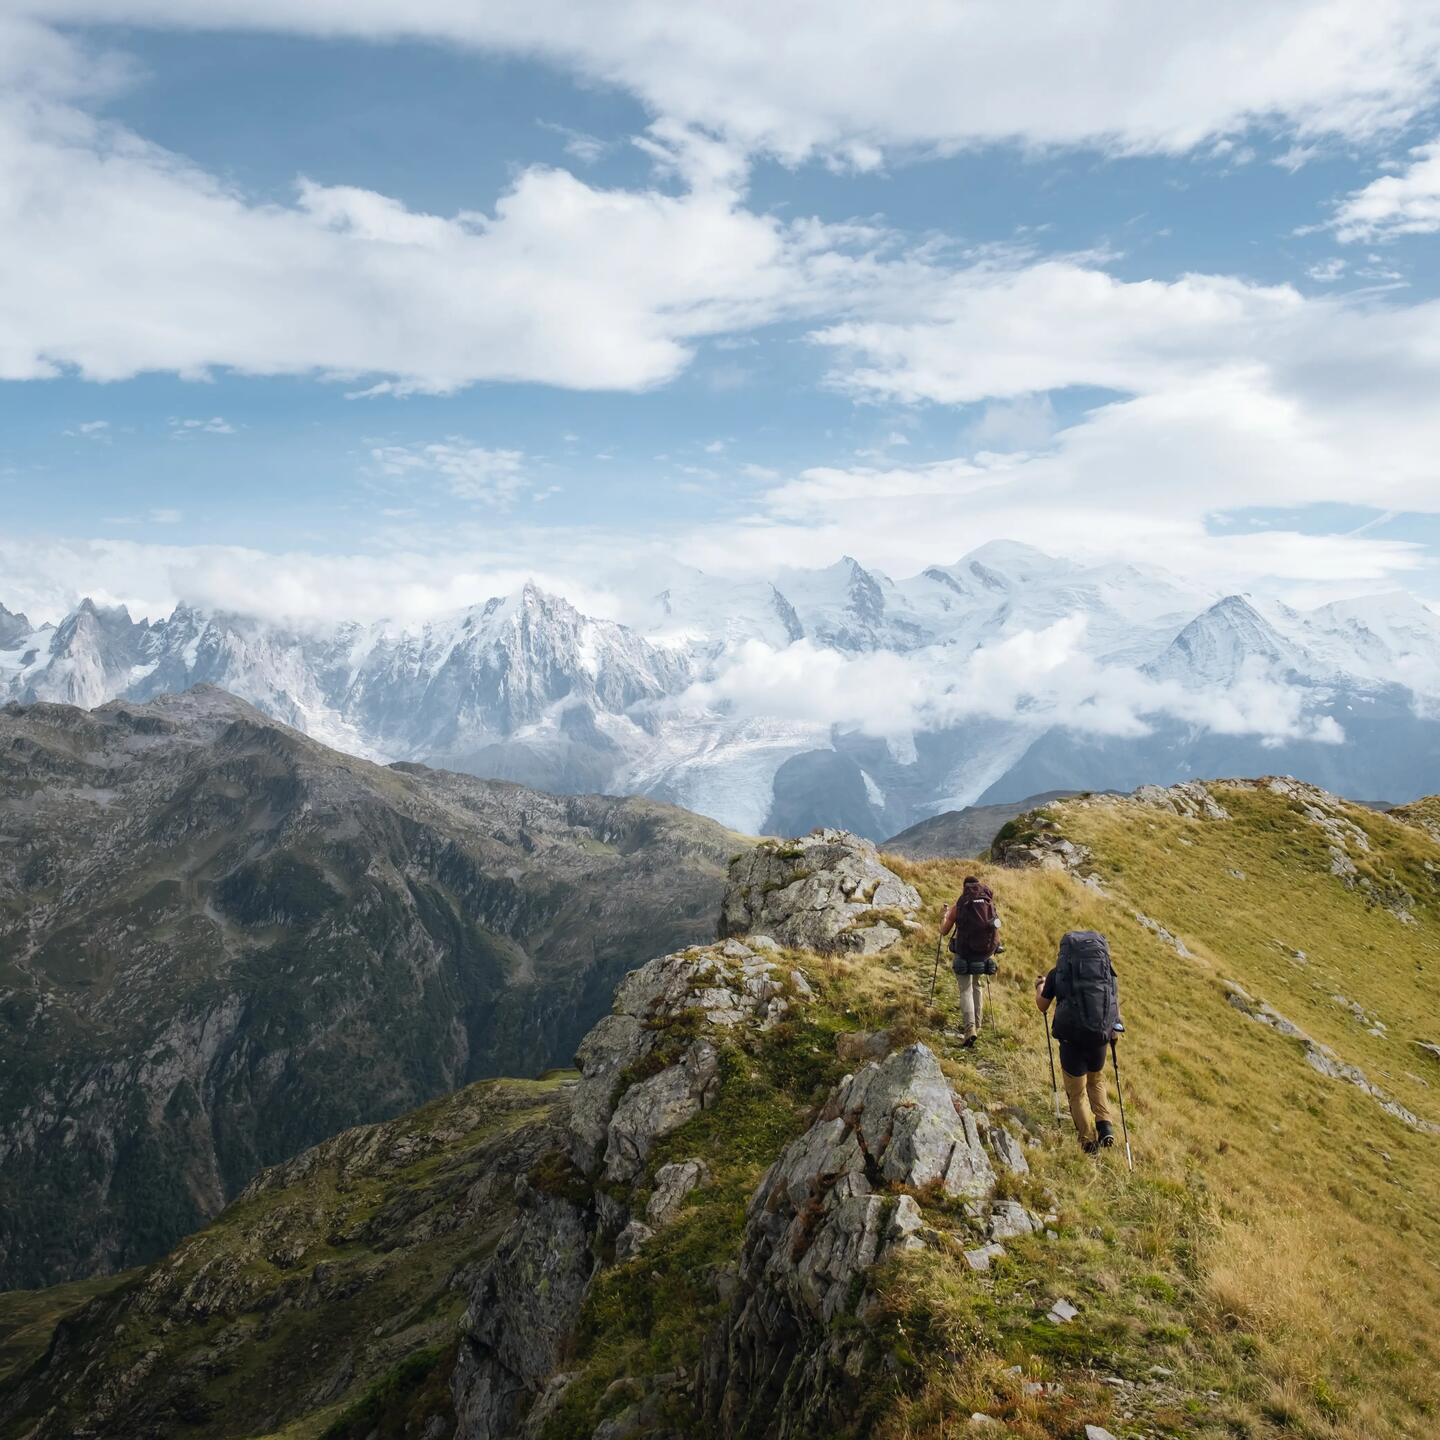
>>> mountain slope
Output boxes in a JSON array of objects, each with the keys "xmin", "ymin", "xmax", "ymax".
[
  {"xmin": 5, "ymin": 782, "xmax": 1437, "ymax": 1439},
  {"xmin": 882, "ymin": 789, "xmax": 1087, "ymax": 858},
  {"xmin": 6, "ymin": 545, "xmax": 1440, "ymax": 836},
  {"xmin": 0, "ymin": 687, "xmax": 742, "ymax": 1290}
]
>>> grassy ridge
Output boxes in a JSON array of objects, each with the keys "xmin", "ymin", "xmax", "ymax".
[
  {"xmin": 865, "ymin": 783, "xmax": 1440, "ymax": 1438},
  {"xmin": 3, "ymin": 780, "xmax": 1437, "ymax": 1439}
]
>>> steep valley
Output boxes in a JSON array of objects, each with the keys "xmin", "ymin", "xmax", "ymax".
[{"xmin": 0, "ymin": 688, "xmax": 742, "ymax": 1290}]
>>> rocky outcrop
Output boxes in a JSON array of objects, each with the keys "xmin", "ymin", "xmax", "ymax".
[
  {"xmin": 452, "ymin": 935, "xmax": 800, "ymax": 1438},
  {"xmin": 453, "ymin": 1188, "xmax": 597, "ymax": 1440},
  {"xmin": 1132, "ymin": 781, "xmax": 1230, "ymax": 821},
  {"xmin": 700, "ymin": 1043, "xmax": 1000, "ymax": 1437},
  {"xmin": 719, "ymin": 830, "xmax": 920, "ymax": 953},
  {"xmin": 647, "ymin": 1159, "xmax": 711, "ymax": 1228},
  {"xmin": 990, "ymin": 809, "xmax": 1092, "ymax": 873}
]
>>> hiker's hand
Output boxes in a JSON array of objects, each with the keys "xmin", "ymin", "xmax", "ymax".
[{"xmin": 1109, "ymin": 1027, "xmax": 1123, "ymax": 1043}]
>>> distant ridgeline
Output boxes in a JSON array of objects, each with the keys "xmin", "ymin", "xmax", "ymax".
[
  {"xmin": 5, "ymin": 542, "xmax": 1439, "ymax": 840},
  {"xmin": 3, "ymin": 778, "xmax": 1439, "ymax": 1439}
]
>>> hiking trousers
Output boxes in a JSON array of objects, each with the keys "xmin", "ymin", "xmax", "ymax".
[
  {"xmin": 1061, "ymin": 1067, "xmax": 1112, "ymax": 1145},
  {"xmin": 954, "ymin": 971, "xmax": 984, "ymax": 1037}
]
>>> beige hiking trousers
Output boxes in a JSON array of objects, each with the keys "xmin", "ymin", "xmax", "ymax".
[
  {"xmin": 955, "ymin": 972, "xmax": 984, "ymax": 1037},
  {"xmin": 1062, "ymin": 1067, "xmax": 1113, "ymax": 1144}
]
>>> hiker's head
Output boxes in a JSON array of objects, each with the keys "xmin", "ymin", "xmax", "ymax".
[{"xmin": 963, "ymin": 875, "xmax": 980, "ymax": 889}]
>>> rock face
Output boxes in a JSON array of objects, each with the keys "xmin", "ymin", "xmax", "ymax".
[
  {"xmin": 700, "ymin": 1044, "xmax": 997, "ymax": 1437},
  {"xmin": 451, "ymin": 935, "xmax": 797, "ymax": 1438},
  {"xmin": 718, "ymin": 830, "xmax": 920, "ymax": 953},
  {"xmin": 0, "ymin": 688, "xmax": 742, "ymax": 1289}
]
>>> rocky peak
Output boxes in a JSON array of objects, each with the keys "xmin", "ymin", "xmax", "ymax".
[
  {"xmin": 719, "ymin": 829, "xmax": 921, "ymax": 953},
  {"xmin": 0, "ymin": 605, "xmax": 30, "ymax": 649},
  {"xmin": 452, "ymin": 934, "xmax": 804, "ymax": 1438}
]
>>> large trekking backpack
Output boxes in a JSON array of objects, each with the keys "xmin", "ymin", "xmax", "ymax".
[
  {"xmin": 1051, "ymin": 930, "xmax": 1120, "ymax": 1042},
  {"xmin": 949, "ymin": 881, "xmax": 999, "ymax": 959}
]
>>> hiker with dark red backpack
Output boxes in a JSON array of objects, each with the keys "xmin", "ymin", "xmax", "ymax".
[
  {"xmin": 941, "ymin": 875, "xmax": 1000, "ymax": 1047},
  {"xmin": 1035, "ymin": 930, "xmax": 1125, "ymax": 1153}
]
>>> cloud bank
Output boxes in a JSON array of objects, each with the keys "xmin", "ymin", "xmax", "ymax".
[
  {"xmin": 26, "ymin": 1, "xmax": 1440, "ymax": 162},
  {"xmin": 673, "ymin": 618, "xmax": 1346, "ymax": 749}
]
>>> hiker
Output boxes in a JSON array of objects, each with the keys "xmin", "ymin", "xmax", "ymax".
[
  {"xmin": 941, "ymin": 875, "xmax": 1000, "ymax": 1047},
  {"xmin": 1035, "ymin": 930, "xmax": 1124, "ymax": 1153}
]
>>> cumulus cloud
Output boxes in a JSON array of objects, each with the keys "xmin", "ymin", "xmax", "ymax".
[
  {"xmin": 673, "ymin": 617, "xmax": 1346, "ymax": 748},
  {"xmin": 1331, "ymin": 139, "xmax": 1440, "ymax": 240},
  {"xmin": 0, "ymin": 25, "xmax": 822, "ymax": 394},
  {"xmin": 169, "ymin": 416, "xmax": 235, "ymax": 436},
  {"xmin": 25, "ymin": 1, "xmax": 1440, "ymax": 162}
]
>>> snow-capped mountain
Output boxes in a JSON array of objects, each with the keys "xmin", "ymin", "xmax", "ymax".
[{"xmin": 6, "ymin": 543, "xmax": 1439, "ymax": 837}]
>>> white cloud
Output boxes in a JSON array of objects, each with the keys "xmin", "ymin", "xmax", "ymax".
[
  {"xmin": 64, "ymin": 418, "xmax": 109, "ymax": 439},
  {"xmin": 1331, "ymin": 138, "xmax": 1440, "ymax": 240},
  {"xmin": 169, "ymin": 416, "xmax": 235, "ymax": 436},
  {"xmin": 0, "ymin": 31, "xmax": 824, "ymax": 394},
  {"xmin": 368, "ymin": 439, "xmax": 529, "ymax": 505},
  {"xmin": 148, "ymin": 507, "xmax": 182, "ymax": 523},
  {"xmin": 779, "ymin": 260, "xmax": 1440, "ymax": 577},
  {"xmin": 25, "ymin": 2, "xmax": 1440, "ymax": 162},
  {"xmin": 537, "ymin": 120, "xmax": 613, "ymax": 165},
  {"xmin": 0, "ymin": 533, "xmax": 631, "ymax": 628},
  {"xmin": 674, "ymin": 618, "xmax": 1346, "ymax": 747},
  {"xmin": 1306, "ymin": 257, "xmax": 1347, "ymax": 281}
]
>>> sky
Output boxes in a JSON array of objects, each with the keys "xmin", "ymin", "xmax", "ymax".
[{"xmin": 4, "ymin": 2, "xmax": 1440, "ymax": 627}]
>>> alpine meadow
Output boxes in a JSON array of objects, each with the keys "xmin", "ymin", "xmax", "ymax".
[{"xmin": 4, "ymin": 4, "xmax": 1440, "ymax": 1440}]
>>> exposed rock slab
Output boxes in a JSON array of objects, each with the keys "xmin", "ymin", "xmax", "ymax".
[
  {"xmin": 700, "ymin": 1043, "xmax": 995, "ymax": 1437},
  {"xmin": 719, "ymin": 830, "xmax": 920, "ymax": 953}
]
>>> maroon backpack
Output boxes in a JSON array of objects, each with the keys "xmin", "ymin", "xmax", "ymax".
[{"xmin": 950, "ymin": 881, "xmax": 999, "ymax": 957}]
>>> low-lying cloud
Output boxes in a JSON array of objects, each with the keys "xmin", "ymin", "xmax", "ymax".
[{"xmin": 674, "ymin": 617, "xmax": 1346, "ymax": 748}]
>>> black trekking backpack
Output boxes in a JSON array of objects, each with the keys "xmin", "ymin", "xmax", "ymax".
[
  {"xmin": 949, "ymin": 882, "xmax": 999, "ymax": 960},
  {"xmin": 1050, "ymin": 930, "xmax": 1120, "ymax": 1042}
]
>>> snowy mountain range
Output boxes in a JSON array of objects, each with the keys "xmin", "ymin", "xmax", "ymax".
[{"xmin": 5, "ymin": 542, "xmax": 1439, "ymax": 837}]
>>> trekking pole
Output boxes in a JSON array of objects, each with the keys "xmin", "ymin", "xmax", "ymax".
[
  {"xmin": 927, "ymin": 933, "xmax": 942, "ymax": 1007},
  {"xmin": 1110, "ymin": 1039, "xmax": 1135, "ymax": 1171},
  {"xmin": 1042, "ymin": 1009, "xmax": 1064, "ymax": 1121}
]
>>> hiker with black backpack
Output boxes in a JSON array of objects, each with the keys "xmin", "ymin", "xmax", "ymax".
[
  {"xmin": 940, "ymin": 875, "xmax": 1000, "ymax": 1048},
  {"xmin": 1035, "ymin": 930, "xmax": 1125, "ymax": 1153}
]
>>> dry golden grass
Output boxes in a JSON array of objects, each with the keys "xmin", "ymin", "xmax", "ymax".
[{"xmin": 865, "ymin": 784, "xmax": 1440, "ymax": 1438}]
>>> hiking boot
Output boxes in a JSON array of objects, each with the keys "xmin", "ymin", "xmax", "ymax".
[
  {"xmin": 1081, "ymin": 1136, "xmax": 1100, "ymax": 1155},
  {"xmin": 1096, "ymin": 1120, "xmax": 1116, "ymax": 1148},
  {"xmin": 961, "ymin": 1032, "xmax": 978, "ymax": 1049}
]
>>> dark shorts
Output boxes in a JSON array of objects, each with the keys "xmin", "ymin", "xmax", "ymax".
[{"xmin": 1058, "ymin": 1036, "xmax": 1107, "ymax": 1078}]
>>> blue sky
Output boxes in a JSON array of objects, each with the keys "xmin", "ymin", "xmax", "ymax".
[{"xmin": 4, "ymin": 3, "xmax": 1440, "ymax": 624}]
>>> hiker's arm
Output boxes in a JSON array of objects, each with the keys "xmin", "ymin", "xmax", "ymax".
[
  {"xmin": 940, "ymin": 903, "xmax": 956, "ymax": 936},
  {"xmin": 1033, "ymin": 971, "xmax": 1053, "ymax": 1013}
]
